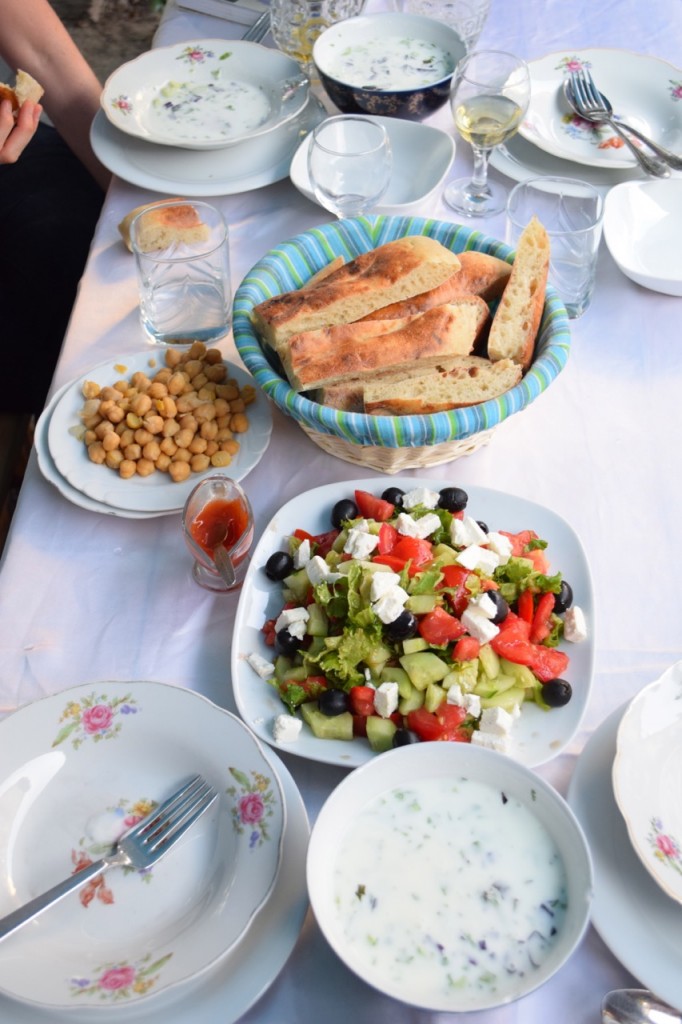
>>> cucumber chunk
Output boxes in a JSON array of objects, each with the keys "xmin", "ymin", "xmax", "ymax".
[{"xmin": 300, "ymin": 702, "xmax": 353, "ymax": 740}]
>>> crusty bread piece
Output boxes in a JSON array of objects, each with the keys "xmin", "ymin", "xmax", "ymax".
[
  {"xmin": 363, "ymin": 356, "xmax": 522, "ymax": 415},
  {"xmin": 0, "ymin": 69, "xmax": 44, "ymax": 116},
  {"xmin": 252, "ymin": 236, "xmax": 462, "ymax": 354},
  {"xmin": 118, "ymin": 199, "xmax": 210, "ymax": 253},
  {"xmin": 487, "ymin": 217, "xmax": 550, "ymax": 371},
  {"xmin": 317, "ymin": 360, "xmax": 443, "ymax": 412},
  {"xmin": 301, "ymin": 256, "xmax": 345, "ymax": 288},
  {"xmin": 360, "ymin": 251, "xmax": 512, "ymax": 322},
  {"xmin": 284, "ymin": 298, "xmax": 489, "ymax": 392}
]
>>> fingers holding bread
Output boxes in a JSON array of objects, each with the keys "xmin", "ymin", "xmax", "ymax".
[{"xmin": 0, "ymin": 69, "xmax": 44, "ymax": 117}]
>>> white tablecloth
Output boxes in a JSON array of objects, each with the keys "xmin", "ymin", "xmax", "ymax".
[{"xmin": 1, "ymin": 0, "xmax": 681, "ymax": 1020}]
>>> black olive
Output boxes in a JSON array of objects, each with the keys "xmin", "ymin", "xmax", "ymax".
[
  {"xmin": 554, "ymin": 580, "xmax": 574, "ymax": 614},
  {"xmin": 264, "ymin": 550, "xmax": 294, "ymax": 581},
  {"xmin": 381, "ymin": 486, "xmax": 404, "ymax": 507},
  {"xmin": 318, "ymin": 689, "xmax": 350, "ymax": 716},
  {"xmin": 542, "ymin": 679, "xmax": 572, "ymax": 707},
  {"xmin": 486, "ymin": 589, "xmax": 510, "ymax": 625},
  {"xmin": 438, "ymin": 487, "xmax": 468, "ymax": 513},
  {"xmin": 384, "ymin": 610, "xmax": 418, "ymax": 641},
  {"xmin": 392, "ymin": 728, "xmax": 421, "ymax": 747},
  {"xmin": 274, "ymin": 628, "xmax": 301, "ymax": 656},
  {"xmin": 331, "ymin": 498, "xmax": 358, "ymax": 529},
  {"xmin": 477, "ymin": 520, "xmax": 489, "ymax": 533}
]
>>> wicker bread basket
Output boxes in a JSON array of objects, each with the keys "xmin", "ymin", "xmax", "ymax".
[{"xmin": 233, "ymin": 216, "xmax": 570, "ymax": 473}]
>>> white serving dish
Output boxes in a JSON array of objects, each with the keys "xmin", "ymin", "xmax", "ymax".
[
  {"xmin": 289, "ymin": 115, "xmax": 455, "ymax": 214},
  {"xmin": 520, "ymin": 48, "xmax": 682, "ymax": 170},
  {"xmin": 603, "ymin": 179, "xmax": 682, "ymax": 296},
  {"xmin": 307, "ymin": 741, "xmax": 593, "ymax": 1012},
  {"xmin": 612, "ymin": 660, "xmax": 682, "ymax": 903},
  {"xmin": 101, "ymin": 39, "xmax": 308, "ymax": 149},
  {"xmin": 0, "ymin": 681, "xmax": 285, "ymax": 1011}
]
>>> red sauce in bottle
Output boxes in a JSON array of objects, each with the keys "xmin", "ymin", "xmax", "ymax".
[{"xmin": 189, "ymin": 498, "xmax": 249, "ymax": 561}]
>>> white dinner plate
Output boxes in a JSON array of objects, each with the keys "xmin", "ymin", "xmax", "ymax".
[
  {"xmin": 289, "ymin": 116, "xmax": 455, "ymax": 215},
  {"xmin": 0, "ymin": 681, "xmax": 285, "ymax": 1012},
  {"xmin": 490, "ymin": 133, "xmax": 648, "ymax": 193},
  {"xmin": 520, "ymin": 48, "xmax": 682, "ymax": 170},
  {"xmin": 47, "ymin": 351, "xmax": 272, "ymax": 515},
  {"xmin": 603, "ymin": 180, "xmax": 682, "ymax": 296},
  {"xmin": 91, "ymin": 95, "xmax": 326, "ymax": 197},
  {"xmin": 232, "ymin": 478, "xmax": 595, "ymax": 769},
  {"xmin": 568, "ymin": 703, "xmax": 682, "ymax": 1012},
  {"xmin": 101, "ymin": 40, "xmax": 308, "ymax": 149}
]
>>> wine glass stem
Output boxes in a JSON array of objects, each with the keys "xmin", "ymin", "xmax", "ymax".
[{"xmin": 470, "ymin": 145, "xmax": 492, "ymax": 194}]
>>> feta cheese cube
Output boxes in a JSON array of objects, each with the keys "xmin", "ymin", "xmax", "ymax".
[
  {"xmin": 471, "ymin": 730, "xmax": 510, "ymax": 754},
  {"xmin": 446, "ymin": 683, "xmax": 464, "ymax": 706},
  {"xmin": 462, "ymin": 692, "xmax": 482, "ymax": 718},
  {"xmin": 344, "ymin": 527, "xmax": 380, "ymax": 559},
  {"xmin": 247, "ymin": 652, "xmax": 275, "ymax": 679},
  {"xmin": 370, "ymin": 570, "xmax": 402, "ymax": 603},
  {"xmin": 274, "ymin": 605, "xmax": 309, "ymax": 637},
  {"xmin": 395, "ymin": 511, "xmax": 441, "ymax": 540},
  {"xmin": 460, "ymin": 605, "xmax": 500, "ymax": 644},
  {"xmin": 374, "ymin": 681, "xmax": 399, "ymax": 718},
  {"xmin": 479, "ymin": 706, "xmax": 515, "ymax": 736},
  {"xmin": 372, "ymin": 586, "xmax": 409, "ymax": 624},
  {"xmin": 272, "ymin": 714, "xmax": 303, "ymax": 743},
  {"xmin": 305, "ymin": 554, "xmax": 329, "ymax": 586},
  {"xmin": 484, "ymin": 531, "xmax": 513, "ymax": 564},
  {"xmin": 564, "ymin": 605, "xmax": 587, "ymax": 643},
  {"xmin": 402, "ymin": 487, "xmax": 440, "ymax": 510},
  {"xmin": 456, "ymin": 544, "xmax": 501, "ymax": 575},
  {"xmin": 451, "ymin": 516, "xmax": 487, "ymax": 549},
  {"xmin": 294, "ymin": 538, "xmax": 311, "ymax": 568},
  {"xmin": 468, "ymin": 592, "xmax": 498, "ymax": 620}
]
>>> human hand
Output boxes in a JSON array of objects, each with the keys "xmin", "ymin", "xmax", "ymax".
[{"xmin": 0, "ymin": 98, "xmax": 42, "ymax": 164}]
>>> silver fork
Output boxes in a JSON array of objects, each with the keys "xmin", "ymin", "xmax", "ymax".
[
  {"xmin": 241, "ymin": 9, "xmax": 270, "ymax": 43},
  {"xmin": 566, "ymin": 69, "xmax": 671, "ymax": 177},
  {"xmin": 0, "ymin": 774, "xmax": 217, "ymax": 943}
]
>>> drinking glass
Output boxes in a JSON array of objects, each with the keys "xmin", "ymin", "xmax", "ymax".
[
  {"xmin": 395, "ymin": 0, "xmax": 490, "ymax": 51},
  {"xmin": 269, "ymin": 0, "xmax": 365, "ymax": 76},
  {"xmin": 444, "ymin": 50, "xmax": 530, "ymax": 218},
  {"xmin": 307, "ymin": 115, "xmax": 392, "ymax": 219}
]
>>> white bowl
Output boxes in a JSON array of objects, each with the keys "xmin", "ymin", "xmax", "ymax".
[
  {"xmin": 603, "ymin": 179, "xmax": 682, "ymax": 296},
  {"xmin": 613, "ymin": 660, "xmax": 682, "ymax": 904},
  {"xmin": 289, "ymin": 115, "xmax": 455, "ymax": 214},
  {"xmin": 307, "ymin": 742, "xmax": 592, "ymax": 1012}
]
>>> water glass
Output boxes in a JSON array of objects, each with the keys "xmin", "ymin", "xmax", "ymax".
[
  {"xmin": 307, "ymin": 115, "xmax": 392, "ymax": 219},
  {"xmin": 506, "ymin": 176, "xmax": 605, "ymax": 318},
  {"xmin": 182, "ymin": 475, "xmax": 255, "ymax": 592},
  {"xmin": 395, "ymin": 0, "xmax": 490, "ymax": 50},
  {"xmin": 129, "ymin": 199, "xmax": 231, "ymax": 346},
  {"xmin": 269, "ymin": 0, "xmax": 365, "ymax": 75}
]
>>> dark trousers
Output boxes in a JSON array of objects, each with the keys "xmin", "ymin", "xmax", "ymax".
[{"xmin": 0, "ymin": 122, "xmax": 105, "ymax": 415}]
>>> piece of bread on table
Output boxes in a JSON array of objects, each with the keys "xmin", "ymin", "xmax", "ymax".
[
  {"xmin": 0, "ymin": 69, "xmax": 44, "ymax": 115},
  {"xmin": 363, "ymin": 356, "xmax": 522, "ymax": 415},
  {"xmin": 360, "ymin": 251, "xmax": 512, "ymax": 322},
  {"xmin": 284, "ymin": 297, "xmax": 489, "ymax": 392},
  {"xmin": 487, "ymin": 216, "xmax": 550, "ymax": 371},
  {"xmin": 251, "ymin": 236, "xmax": 462, "ymax": 354},
  {"xmin": 118, "ymin": 199, "xmax": 210, "ymax": 253}
]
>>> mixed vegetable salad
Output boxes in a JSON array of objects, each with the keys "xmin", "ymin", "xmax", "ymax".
[{"xmin": 250, "ymin": 485, "xmax": 587, "ymax": 754}]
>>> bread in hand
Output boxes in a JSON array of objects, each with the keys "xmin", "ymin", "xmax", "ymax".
[
  {"xmin": 487, "ymin": 216, "xmax": 550, "ymax": 370},
  {"xmin": 0, "ymin": 69, "xmax": 44, "ymax": 116},
  {"xmin": 118, "ymin": 199, "xmax": 210, "ymax": 253},
  {"xmin": 252, "ymin": 236, "xmax": 462, "ymax": 354},
  {"xmin": 363, "ymin": 356, "xmax": 522, "ymax": 415}
]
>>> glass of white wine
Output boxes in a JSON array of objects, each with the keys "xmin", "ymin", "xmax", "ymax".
[
  {"xmin": 444, "ymin": 50, "xmax": 530, "ymax": 218},
  {"xmin": 307, "ymin": 115, "xmax": 392, "ymax": 219}
]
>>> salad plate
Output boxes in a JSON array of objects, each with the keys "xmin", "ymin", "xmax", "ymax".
[
  {"xmin": 519, "ymin": 48, "xmax": 682, "ymax": 170},
  {"xmin": 289, "ymin": 116, "xmax": 455, "ymax": 215},
  {"xmin": 101, "ymin": 40, "xmax": 308, "ymax": 149},
  {"xmin": 90, "ymin": 94, "xmax": 326, "ymax": 197},
  {"xmin": 0, "ymin": 680, "xmax": 285, "ymax": 1012},
  {"xmin": 232, "ymin": 478, "xmax": 594, "ymax": 769},
  {"xmin": 47, "ymin": 351, "xmax": 272, "ymax": 515},
  {"xmin": 612, "ymin": 660, "xmax": 682, "ymax": 904},
  {"xmin": 568, "ymin": 703, "xmax": 682, "ymax": 1011},
  {"xmin": 603, "ymin": 180, "xmax": 682, "ymax": 296}
]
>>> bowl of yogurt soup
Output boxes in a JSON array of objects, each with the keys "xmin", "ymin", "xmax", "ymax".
[
  {"xmin": 307, "ymin": 742, "xmax": 593, "ymax": 1012},
  {"xmin": 312, "ymin": 12, "xmax": 466, "ymax": 120}
]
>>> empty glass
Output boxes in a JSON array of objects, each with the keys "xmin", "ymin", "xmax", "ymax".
[
  {"xmin": 307, "ymin": 115, "xmax": 392, "ymax": 219},
  {"xmin": 182, "ymin": 475, "xmax": 254, "ymax": 592}
]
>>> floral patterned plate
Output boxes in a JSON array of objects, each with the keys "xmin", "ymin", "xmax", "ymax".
[
  {"xmin": 519, "ymin": 48, "xmax": 682, "ymax": 170},
  {"xmin": 101, "ymin": 40, "xmax": 309, "ymax": 150},
  {"xmin": 612, "ymin": 660, "xmax": 682, "ymax": 905},
  {"xmin": 0, "ymin": 681, "xmax": 285, "ymax": 1011}
]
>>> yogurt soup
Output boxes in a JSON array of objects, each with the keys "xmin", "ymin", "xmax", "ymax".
[
  {"xmin": 333, "ymin": 776, "xmax": 568, "ymax": 1008},
  {"xmin": 326, "ymin": 37, "xmax": 453, "ymax": 89},
  {"xmin": 148, "ymin": 79, "xmax": 272, "ymax": 143}
]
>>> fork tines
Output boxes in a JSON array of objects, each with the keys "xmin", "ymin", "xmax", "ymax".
[{"xmin": 140, "ymin": 775, "xmax": 218, "ymax": 852}]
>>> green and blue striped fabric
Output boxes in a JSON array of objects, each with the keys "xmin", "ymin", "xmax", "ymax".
[{"xmin": 233, "ymin": 215, "xmax": 570, "ymax": 449}]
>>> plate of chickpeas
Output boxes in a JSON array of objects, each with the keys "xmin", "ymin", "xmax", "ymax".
[{"xmin": 47, "ymin": 344, "xmax": 272, "ymax": 514}]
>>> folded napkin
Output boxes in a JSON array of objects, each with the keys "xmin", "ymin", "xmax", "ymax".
[{"xmin": 175, "ymin": 0, "xmax": 268, "ymax": 26}]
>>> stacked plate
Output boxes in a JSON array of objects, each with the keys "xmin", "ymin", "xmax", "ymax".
[
  {"xmin": 91, "ymin": 39, "xmax": 327, "ymax": 196},
  {"xmin": 35, "ymin": 351, "xmax": 272, "ymax": 518},
  {"xmin": 568, "ymin": 661, "xmax": 682, "ymax": 1011},
  {"xmin": 491, "ymin": 47, "xmax": 682, "ymax": 193}
]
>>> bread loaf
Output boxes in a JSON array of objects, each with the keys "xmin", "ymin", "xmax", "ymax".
[
  {"xmin": 251, "ymin": 236, "xmax": 462, "ymax": 354},
  {"xmin": 363, "ymin": 357, "xmax": 522, "ymax": 415},
  {"xmin": 487, "ymin": 217, "xmax": 550, "ymax": 370},
  {"xmin": 0, "ymin": 69, "xmax": 44, "ymax": 115},
  {"xmin": 283, "ymin": 298, "xmax": 489, "ymax": 392},
  {"xmin": 118, "ymin": 199, "xmax": 210, "ymax": 253}
]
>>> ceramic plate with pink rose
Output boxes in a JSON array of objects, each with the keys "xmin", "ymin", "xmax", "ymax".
[{"xmin": 0, "ymin": 680, "xmax": 285, "ymax": 1011}]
